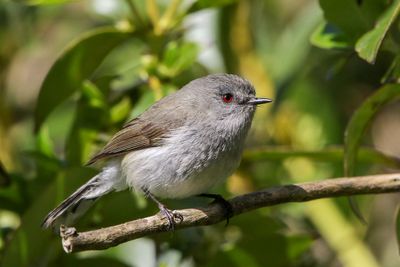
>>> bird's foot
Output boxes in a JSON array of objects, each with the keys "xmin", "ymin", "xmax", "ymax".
[
  {"xmin": 59, "ymin": 225, "xmax": 77, "ymax": 253},
  {"xmin": 198, "ymin": 193, "xmax": 233, "ymax": 226},
  {"xmin": 158, "ymin": 204, "xmax": 183, "ymax": 231},
  {"xmin": 144, "ymin": 189, "xmax": 183, "ymax": 231}
]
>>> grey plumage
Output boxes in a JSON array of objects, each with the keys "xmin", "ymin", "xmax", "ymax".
[{"xmin": 42, "ymin": 74, "xmax": 271, "ymax": 229}]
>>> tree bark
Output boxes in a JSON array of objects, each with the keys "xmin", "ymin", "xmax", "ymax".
[{"xmin": 59, "ymin": 173, "xmax": 400, "ymax": 253}]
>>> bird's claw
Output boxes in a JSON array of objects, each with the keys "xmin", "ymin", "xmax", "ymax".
[
  {"xmin": 59, "ymin": 225, "xmax": 77, "ymax": 253},
  {"xmin": 159, "ymin": 206, "xmax": 183, "ymax": 231},
  {"xmin": 199, "ymin": 193, "xmax": 233, "ymax": 226}
]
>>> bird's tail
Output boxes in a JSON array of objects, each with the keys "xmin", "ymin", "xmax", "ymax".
[{"xmin": 42, "ymin": 165, "xmax": 122, "ymax": 229}]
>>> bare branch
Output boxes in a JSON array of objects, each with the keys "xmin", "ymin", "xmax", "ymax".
[{"xmin": 60, "ymin": 173, "xmax": 400, "ymax": 253}]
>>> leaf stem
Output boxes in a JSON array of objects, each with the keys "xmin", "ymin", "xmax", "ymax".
[
  {"xmin": 125, "ymin": 0, "xmax": 144, "ymax": 27},
  {"xmin": 159, "ymin": 0, "xmax": 182, "ymax": 33},
  {"xmin": 146, "ymin": 0, "xmax": 161, "ymax": 34}
]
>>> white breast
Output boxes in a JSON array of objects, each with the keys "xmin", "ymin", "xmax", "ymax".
[
  {"xmin": 121, "ymin": 105, "xmax": 252, "ymax": 198},
  {"xmin": 121, "ymin": 117, "xmax": 252, "ymax": 199}
]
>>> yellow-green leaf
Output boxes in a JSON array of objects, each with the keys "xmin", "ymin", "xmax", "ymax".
[{"xmin": 355, "ymin": 0, "xmax": 400, "ymax": 63}]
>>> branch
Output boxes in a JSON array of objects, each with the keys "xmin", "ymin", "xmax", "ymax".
[{"xmin": 60, "ymin": 173, "xmax": 400, "ymax": 253}]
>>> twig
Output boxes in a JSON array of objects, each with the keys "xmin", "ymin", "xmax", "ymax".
[{"xmin": 60, "ymin": 173, "xmax": 400, "ymax": 253}]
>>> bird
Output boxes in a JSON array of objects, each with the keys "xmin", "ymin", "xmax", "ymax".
[{"xmin": 42, "ymin": 73, "xmax": 272, "ymax": 230}]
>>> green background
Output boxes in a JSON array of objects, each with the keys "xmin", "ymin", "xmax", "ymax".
[{"xmin": 1, "ymin": 0, "xmax": 400, "ymax": 266}]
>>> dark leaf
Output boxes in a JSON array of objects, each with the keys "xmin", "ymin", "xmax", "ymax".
[
  {"xmin": 319, "ymin": 0, "xmax": 370, "ymax": 43},
  {"xmin": 34, "ymin": 27, "xmax": 131, "ymax": 132},
  {"xmin": 0, "ymin": 161, "xmax": 10, "ymax": 187},
  {"xmin": 0, "ymin": 167, "xmax": 97, "ymax": 267}
]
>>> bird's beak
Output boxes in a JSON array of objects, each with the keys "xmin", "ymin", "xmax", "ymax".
[{"xmin": 247, "ymin": 97, "xmax": 273, "ymax": 105}]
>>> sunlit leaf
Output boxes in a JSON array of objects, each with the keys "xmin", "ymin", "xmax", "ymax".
[
  {"xmin": 159, "ymin": 42, "xmax": 199, "ymax": 78},
  {"xmin": 310, "ymin": 22, "xmax": 351, "ymax": 49},
  {"xmin": 355, "ymin": 0, "xmax": 400, "ymax": 63},
  {"xmin": 81, "ymin": 80, "xmax": 107, "ymax": 109},
  {"xmin": 35, "ymin": 127, "xmax": 60, "ymax": 181},
  {"xmin": 34, "ymin": 27, "xmax": 131, "ymax": 132},
  {"xmin": 65, "ymin": 81, "xmax": 108, "ymax": 166},
  {"xmin": 128, "ymin": 89, "xmax": 155, "ymax": 120},
  {"xmin": 36, "ymin": 127, "xmax": 56, "ymax": 158},
  {"xmin": 94, "ymin": 38, "xmax": 144, "ymax": 82},
  {"xmin": 344, "ymin": 83, "xmax": 400, "ymax": 177},
  {"xmin": 110, "ymin": 97, "xmax": 132, "ymax": 124}
]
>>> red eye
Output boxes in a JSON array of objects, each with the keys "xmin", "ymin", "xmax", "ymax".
[{"xmin": 222, "ymin": 93, "xmax": 233, "ymax": 103}]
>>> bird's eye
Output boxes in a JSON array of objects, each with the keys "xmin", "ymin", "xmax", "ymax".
[{"xmin": 222, "ymin": 93, "xmax": 234, "ymax": 103}]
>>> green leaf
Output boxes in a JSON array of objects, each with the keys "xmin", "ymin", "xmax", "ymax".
[
  {"xmin": 128, "ymin": 89, "xmax": 156, "ymax": 120},
  {"xmin": 159, "ymin": 41, "xmax": 199, "ymax": 78},
  {"xmin": 188, "ymin": 0, "xmax": 238, "ymax": 12},
  {"xmin": 344, "ymin": 83, "xmax": 400, "ymax": 177},
  {"xmin": 355, "ymin": 0, "xmax": 400, "ymax": 63},
  {"xmin": 318, "ymin": 0, "xmax": 370, "ymax": 43},
  {"xmin": 110, "ymin": 97, "xmax": 132, "ymax": 124},
  {"xmin": 65, "ymin": 81, "xmax": 108, "ymax": 166},
  {"xmin": 382, "ymin": 55, "xmax": 400, "ymax": 83},
  {"xmin": 0, "ymin": 181, "xmax": 25, "ymax": 212},
  {"xmin": 0, "ymin": 167, "xmax": 97, "ymax": 267},
  {"xmin": 81, "ymin": 80, "xmax": 107, "ymax": 109},
  {"xmin": 36, "ymin": 127, "xmax": 56, "ymax": 158},
  {"xmin": 34, "ymin": 27, "xmax": 131, "ymax": 132},
  {"xmin": 310, "ymin": 22, "xmax": 351, "ymax": 49},
  {"xmin": 287, "ymin": 235, "xmax": 313, "ymax": 260}
]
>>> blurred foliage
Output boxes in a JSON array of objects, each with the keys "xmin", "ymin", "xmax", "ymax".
[{"xmin": 1, "ymin": 0, "xmax": 400, "ymax": 266}]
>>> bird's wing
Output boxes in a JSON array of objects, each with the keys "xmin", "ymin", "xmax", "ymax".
[
  {"xmin": 87, "ymin": 88, "xmax": 191, "ymax": 165},
  {"xmin": 87, "ymin": 118, "xmax": 171, "ymax": 165}
]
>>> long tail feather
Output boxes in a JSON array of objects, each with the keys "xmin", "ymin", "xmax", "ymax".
[{"xmin": 42, "ymin": 174, "xmax": 112, "ymax": 229}]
